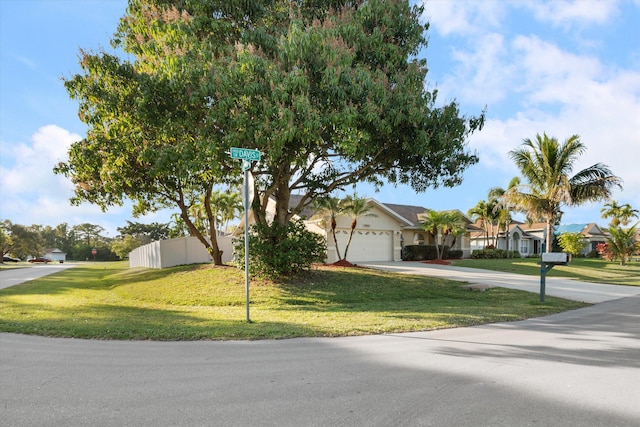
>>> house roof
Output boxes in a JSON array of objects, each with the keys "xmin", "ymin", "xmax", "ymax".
[
  {"xmin": 289, "ymin": 194, "xmax": 317, "ymax": 219},
  {"xmin": 469, "ymin": 223, "xmax": 542, "ymax": 241},
  {"xmin": 381, "ymin": 203, "xmax": 428, "ymax": 226},
  {"xmin": 249, "ymin": 194, "xmax": 476, "ymax": 232},
  {"xmin": 513, "ymin": 221, "xmax": 548, "ymax": 231},
  {"xmin": 555, "ymin": 223, "xmax": 607, "ymax": 237},
  {"xmin": 43, "ymin": 248, "xmax": 65, "ymax": 254}
]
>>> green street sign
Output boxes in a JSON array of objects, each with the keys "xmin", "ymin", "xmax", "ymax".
[{"xmin": 230, "ymin": 147, "xmax": 261, "ymax": 161}]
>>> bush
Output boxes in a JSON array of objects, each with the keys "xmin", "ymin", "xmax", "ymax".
[
  {"xmin": 234, "ymin": 219, "xmax": 326, "ymax": 278},
  {"xmin": 447, "ymin": 249, "xmax": 463, "ymax": 259},
  {"xmin": 401, "ymin": 245, "xmax": 449, "ymax": 261},
  {"xmin": 471, "ymin": 248, "xmax": 519, "ymax": 259},
  {"xmin": 471, "ymin": 247, "xmax": 508, "ymax": 259},
  {"xmin": 586, "ymin": 250, "xmax": 600, "ymax": 258}
]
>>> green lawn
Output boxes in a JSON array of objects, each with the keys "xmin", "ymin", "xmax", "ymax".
[
  {"xmin": 452, "ymin": 257, "xmax": 640, "ymax": 286},
  {"xmin": 0, "ymin": 261, "xmax": 587, "ymax": 340}
]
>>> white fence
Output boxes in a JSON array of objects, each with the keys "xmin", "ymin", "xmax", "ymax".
[{"xmin": 129, "ymin": 236, "xmax": 235, "ymax": 269}]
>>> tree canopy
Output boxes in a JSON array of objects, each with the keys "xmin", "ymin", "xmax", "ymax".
[{"xmin": 55, "ymin": 0, "xmax": 484, "ymax": 263}]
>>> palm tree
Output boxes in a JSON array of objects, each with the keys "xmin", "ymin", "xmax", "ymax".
[
  {"xmin": 604, "ymin": 223, "xmax": 640, "ymax": 266},
  {"xmin": 341, "ymin": 193, "xmax": 375, "ymax": 261},
  {"xmin": 419, "ymin": 210, "xmax": 465, "ymax": 260},
  {"xmin": 507, "ymin": 133, "xmax": 622, "ymax": 253},
  {"xmin": 168, "ymin": 213, "xmax": 188, "ymax": 238},
  {"xmin": 494, "ymin": 177, "xmax": 519, "ymax": 256},
  {"xmin": 601, "ymin": 201, "xmax": 639, "ymax": 227},
  {"xmin": 211, "ymin": 190, "xmax": 242, "ymax": 234},
  {"xmin": 467, "ymin": 200, "xmax": 490, "ymax": 247},
  {"xmin": 313, "ymin": 195, "xmax": 344, "ymax": 261},
  {"xmin": 469, "ymin": 187, "xmax": 506, "ymax": 248}
]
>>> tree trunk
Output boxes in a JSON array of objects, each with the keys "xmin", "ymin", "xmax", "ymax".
[
  {"xmin": 343, "ymin": 220, "xmax": 357, "ymax": 261},
  {"xmin": 432, "ymin": 230, "xmax": 441, "ymax": 260},
  {"xmin": 203, "ymin": 190, "xmax": 224, "ymax": 265},
  {"xmin": 178, "ymin": 204, "xmax": 224, "ymax": 266},
  {"xmin": 545, "ymin": 217, "xmax": 553, "ymax": 253},
  {"xmin": 331, "ymin": 217, "xmax": 342, "ymax": 261}
]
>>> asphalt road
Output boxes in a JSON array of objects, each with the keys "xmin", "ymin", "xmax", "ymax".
[
  {"xmin": 0, "ymin": 263, "xmax": 77, "ymax": 290},
  {"xmin": 1, "ymin": 262, "xmax": 639, "ymax": 426}
]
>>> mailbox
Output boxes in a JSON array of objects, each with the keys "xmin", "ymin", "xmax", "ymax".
[{"xmin": 541, "ymin": 252, "xmax": 568, "ymax": 263}]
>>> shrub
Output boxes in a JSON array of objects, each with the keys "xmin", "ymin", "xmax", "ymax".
[
  {"xmin": 557, "ymin": 232, "xmax": 588, "ymax": 256},
  {"xmin": 447, "ymin": 249, "xmax": 463, "ymax": 259},
  {"xmin": 234, "ymin": 219, "xmax": 326, "ymax": 278},
  {"xmin": 586, "ymin": 250, "xmax": 600, "ymax": 258},
  {"xmin": 401, "ymin": 245, "xmax": 449, "ymax": 261},
  {"xmin": 471, "ymin": 248, "xmax": 516, "ymax": 259}
]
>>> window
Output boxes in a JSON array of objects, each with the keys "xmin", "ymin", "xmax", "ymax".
[{"xmin": 520, "ymin": 240, "xmax": 528, "ymax": 254}]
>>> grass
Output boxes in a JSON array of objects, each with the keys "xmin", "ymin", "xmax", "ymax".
[
  {"xmin": 452, "ymin": 257, "xmax": 640, "ymax": 286},
  {"xmin": 0, "ymin": 261, "xmax": 588, "ymax": 340}
]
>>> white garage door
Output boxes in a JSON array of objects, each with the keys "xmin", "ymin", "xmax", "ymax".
[{"xmin": 335, "ymin": 229, "xmax": 394, "ymax": 262}]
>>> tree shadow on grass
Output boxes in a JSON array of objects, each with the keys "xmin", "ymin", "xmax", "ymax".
[{"xmin": 0, "ymin": 302, "xmax": 319, "ymax": 340}]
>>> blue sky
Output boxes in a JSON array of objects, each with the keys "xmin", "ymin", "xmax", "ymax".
[{"xmin": 1, "ymin": 0, "xmax": 639, "ymax": 237}]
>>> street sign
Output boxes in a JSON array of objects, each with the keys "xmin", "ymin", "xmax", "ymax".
[
  {"xmin": 230, "ymin": 147, "xmax": 261, "ymax": 161},
  {"xmin": 229, "ymin": 147, "xmax": 261, "ymax": 323}
]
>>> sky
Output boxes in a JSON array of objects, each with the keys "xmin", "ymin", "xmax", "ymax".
[{"xmin": 1, "ymin": 0, "xmax": 639, "ymax": 237}]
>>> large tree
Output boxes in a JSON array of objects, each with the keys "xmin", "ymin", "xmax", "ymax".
[
  {"xmin": 56, "ymin": 0, "xmax": 483, "ymax": 263},
  {"xmin": 507, "ymin": 133, "xmax": 622, "ymax": 253}
]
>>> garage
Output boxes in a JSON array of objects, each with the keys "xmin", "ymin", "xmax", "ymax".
[{"xmin": 334, "ymin": 229, "xmax": 394, "ymax": 262}]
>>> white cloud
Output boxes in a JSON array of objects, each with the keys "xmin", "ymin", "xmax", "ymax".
[
  {"xmin": 1, "ymin": 124, "xmax": 77, "ymax": 194},
  {"xmin": 442, "ymin": 32, "xmax": 513, "ymax": 105},
  {"xmin": 523, "ymin": 0, "xmax": 619, "ymax": 28},
  {"xmin": 426, "ymin": 2, "xmax": 640, "ymax": 214},
  {"xmin": 422, "ymin": 0, "xmax": 506, "ymax": 37},
  {"xmin": 0, "ymin": 124, "xmax": 180, "ymax": 235},
  {"xmin": 0, "ymin": 125, "xmax": 98, "ymax": 227}
]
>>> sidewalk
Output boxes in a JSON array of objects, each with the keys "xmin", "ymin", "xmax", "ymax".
[{"xmin": 361, "ymin": 261, "xmax": 640, "ymax": 303}]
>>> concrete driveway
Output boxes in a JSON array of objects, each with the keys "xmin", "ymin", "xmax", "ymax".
[
  {"xmin": 362, "ymin": 261, "xmax": 640, "ymax": 303},
  {"xmin": 2, "ymin": 262, "xmax": 639, "ymax": 426}
]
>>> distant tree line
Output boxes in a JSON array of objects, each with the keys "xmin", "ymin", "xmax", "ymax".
[{"xmin": 0, "ymin": 220, "xmax": 171, "ymax": 262}]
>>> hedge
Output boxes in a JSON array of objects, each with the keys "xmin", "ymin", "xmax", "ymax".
[
  {"xmin": 471, "ymin": 249, "xmax": 521, "ymax": 259},
  {"xmin": 401, "ymin": 245, "xmax": 450, "ymax": 261}
]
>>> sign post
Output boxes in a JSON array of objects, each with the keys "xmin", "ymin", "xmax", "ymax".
[{"xmin": 229, "ymin": 147, "xmax": 261, "ymax": 322}]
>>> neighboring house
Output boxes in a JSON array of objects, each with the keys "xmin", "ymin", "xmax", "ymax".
[
  {"xmin": 236, "ymin": 195, "xmax": 476, "ymax": 263},
  {"xmin": 43, "ymin": 248, "xmax": 66, "ymax": 263},
  {"xmin": 469, "ymin": 221, "xmax": 546, "ymax": 257},
  {"xmin": 555, "ymin": 223, "xmax": 608, "ymax": 255}
]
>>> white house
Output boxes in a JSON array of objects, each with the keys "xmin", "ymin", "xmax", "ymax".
[
  {"xmin": 236, "ymin": 195, "xmax": 476, "ymax": 263},
  {"xmin": 469, "ymin": 221, "xmax": 546, "ymax": 256},
  {"xmin": 43, "ymin": 248, "xmax": 66, "ymax": 263},
  {"xmin": 555, "ymin": 223, "xmax": 608, "ymax": 255}
]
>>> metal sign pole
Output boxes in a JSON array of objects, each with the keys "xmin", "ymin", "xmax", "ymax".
[
  {"xmin": 229, "ymin": 148, "xmax": 261, "ymax": 323},
  {"xmin": 244, "ymin": 166, "xmax": 250, "ymax": 322}
]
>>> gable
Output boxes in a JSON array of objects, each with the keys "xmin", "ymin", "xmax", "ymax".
[{"xmin": 333, "ymin": 203, "xmax": 409, "ymax": 230}]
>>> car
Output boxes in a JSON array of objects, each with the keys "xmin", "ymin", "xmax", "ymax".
[
  {"xmin": 2, "ymin": 256, "xmax": 20, "ymax": 262},
  {"xmin": 28, "ymin": 257, "xmax": 51, "ymax": 263}
]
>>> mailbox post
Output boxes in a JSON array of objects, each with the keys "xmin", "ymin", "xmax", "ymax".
[{"xmin": 539, "ymin": 252, "xmax": 568, "ymax": 302}]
